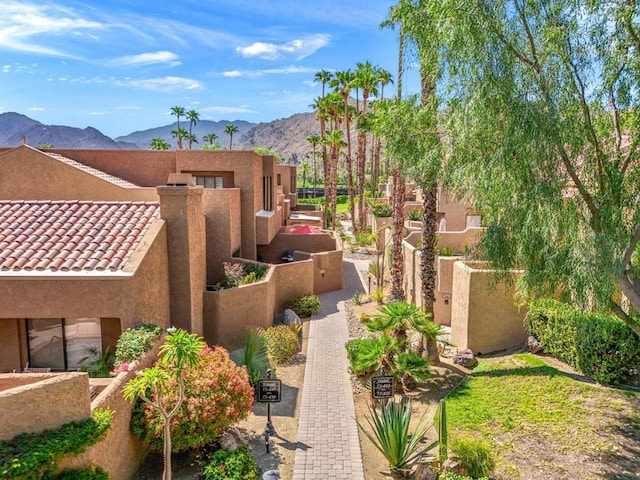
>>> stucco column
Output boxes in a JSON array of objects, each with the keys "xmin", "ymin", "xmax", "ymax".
[{"xmin": 157, "ymin": 184, "xmax": 206, "ymax": 335}]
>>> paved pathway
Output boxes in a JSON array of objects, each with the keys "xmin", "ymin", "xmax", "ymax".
[{"xmin": 292, "ymin": 257, "xmax": 369, "ymax": 480}]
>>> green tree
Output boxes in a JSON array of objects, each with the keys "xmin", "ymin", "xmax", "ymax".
[
  {"xmin": 186, "ymin": 109, "xmax": 200, "ymax": 149},
  {"xmin": 38, "ymin": 143, "xmax": 53, "ymax": 149},
  {"xmin": 299, "ymin": 161, "xmax": 310, "ymax": 198},
  {"xmin": 425, "ymin": 0, "xmax": 640, "ymax": 335},
  {"xmin": 123, "ymin": 328, "xmax": 205, "ymax": 480},
  {"xmin": 202, "ymin": 133, "xmax": 218, "ymax": 145},
  {"xmin": 149, "ymin": 138, "xmax": 170, "ymax": 150},
  {"xmin": 184, "ymin": 132, "xmax": 198, "ymax": 149},
  {"xmin": 314, "ymin": 69, "xmax": 333, "ymax": 98},
  {"xmin": 171, "ymin": 127, "xmax": 188, "ymax": 149},
  {"xmin": 170, "ymin": 106, "xmax": 185, "ymax": 149},
  {"xmin": 224, "ymin": 124, "xmax": 239, "ymax": 149}
]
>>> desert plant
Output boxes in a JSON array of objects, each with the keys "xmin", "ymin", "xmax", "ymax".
[
  {"xmin": 262, "ymin": 324, "xmax": 299, "ymax": 364},
  {"xmin": 353, "ymin": 292, "xmax": 364, "ymax": 306},
  {"xmin": 289, "ymin": 293, "xmax": 320, "ymax": 318},
  {"xmin": 368, "ymin": 260, "xmax": 380, "ymax": 279},
  {"xmin": 114, "ymin": 323, "xmax": 163, "ymax": 363},
  {"xmin": 230, "ymin": 329, "xmax": 270, "ymax": 386},
  {"xmin": 78, "ymin": 346, "xmax": 115, "ymax": 378},
  {"xmin": 407, "ymin": 207, "xmax": 423, "ymax": 222},
  {"xmin": 438, "ymin": 247, "xmax": 455, "ymax": 256},
  {"xmin": 123, "ymin": 328, "xmax": 206, "ymax": 480},
  {"xmin": 373, "ymin": 287, "xmax": 386, "ymax": 304},
  {"xmin": 201, "ymin": 447, "xmax": 258, "ymax": 480},
  {"xmin": 359, "ymin": 312, "xmax": 371, "ymax": 323},
  {"xmin": 449, "ymin": 435, "xmax": 495, "ymax": 479},
  {"xmin": 356, "ymin": 399, "xmax": 437, "ymax": 479},
  {"xmin": 48, "ymin": 467, "xmax": 109, "ymax": 480},
  {"xmin": 437, "ymin": 399, "xmax": 448, "ymax": 463},
  {"xmin": 371, "ymin": 201, "xmax": 392, "ymax": 218}
]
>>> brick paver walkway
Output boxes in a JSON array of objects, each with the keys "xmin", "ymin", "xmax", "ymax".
[{"xmin": 293, "ymin": 257, "xmax": 369, "ymax": 480}]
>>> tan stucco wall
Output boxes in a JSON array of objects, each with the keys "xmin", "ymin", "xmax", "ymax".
[
  {"xmin": 437, "ymin": 228, "xmax": 484, "ymax": 254},
  {"xmin": 450, "ymin": 262, "xmax": 528, "ymax": 354},
  {"xmin": 0, "ymin": 146, "xmax": 157, "ymax": 201},
  {"xmin": 312, "ymin": 250, "xmax": 344, "ymax": 294},
  {"xmin": 0, "ymin": 372, "xmax": 91, "ymax": 440},
  {"xmin": 0, "ymin": 320, "xmax": 23, "ymax": 373},
  {"xmin": 158, "ymin": 186, "xmax": 206, "ymax": 335},
  {"xmin": 257, "ymin": 231, "xmax": 338, "ymax": 263}
]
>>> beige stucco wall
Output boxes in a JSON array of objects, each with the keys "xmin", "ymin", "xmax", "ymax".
[
  {"xmin": 0, "ymin": 372, "xmax": 91, "ymax": 440},
  {"xmin": 0, "ymin": 146, "xmax": 157, "ymax": 201},
  {"xmin": 437, "ymin": 228, "xmax": 484, "ymax": 254},
  {"xmin": 450, "ymin": 261, "xmax": 528, "ymax": 354},
  {"xmin": 257, "ymin": 230, "xmax": 338, "ymax": 263},
  {"xmin": 311, "ymin": 250, "xmax": 344, "ymax": 294},
  {"xmin": 0, "ymin": 320, "xmax": 23, "ymax": 373}
]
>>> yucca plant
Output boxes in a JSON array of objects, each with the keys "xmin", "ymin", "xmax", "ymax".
[
  {"xmin": 357, "ymin": 399, "xmax": 437, "ymax": 479},
  {"xmin": 230, "ymin": 329, "xmax": 270, "ymax": 386}
]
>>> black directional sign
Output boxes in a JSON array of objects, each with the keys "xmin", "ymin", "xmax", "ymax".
[
  {"xmin": 371, "ymin": 375, "xmax": 394, "ymax": 399},
  {"xmin": 257, "ymin": 379, "xmax": 282, "ymax": 402}
]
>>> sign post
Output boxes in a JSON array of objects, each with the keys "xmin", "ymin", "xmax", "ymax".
[
  {"xmin": 257, "ymin": 369, "xmax": 281, "ymax": 453},
  {"xmin": 371, "ymin": 374, "xmax": 394, "ymax": 403}
]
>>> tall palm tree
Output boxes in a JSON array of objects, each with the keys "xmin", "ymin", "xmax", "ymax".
[
  {"xmin": 171, "ymin": 127, "xmax": 188, "ymax": 149},
  {"xmin": 185, "ymin": 133, "xmax": 198, "ymax": 149},
  {"xmin": 186, "ymin": 109, "xmax": 200, "ymax": 149},
  {"xmin": 203, "ymin": 133, "xmax": 218, "ymax": 145},
  {"xmin": 149, "ymin": 138, "xmax": 170, "ymax": 150},
  {"xmin": 170, "ymin": 106, "xmax": 185, "ymax": 149},
  {"xmin": 299, "ymin": 162, "xmax": 310, "ymax": 198},
  {"xmin": 310, "ymin": 96, "xmax": 330, "ymax": 226},
  {"xmin": 306, "ymin": 134, "xmax": 321, "ymax": 198},
  {"xmin": 331, "ymin": 69, "xmax": 358, "ymax": 232},
  {"xmin": 314, "ymin": 69, "xmax": 333, "ymax": 98},
  {"xmin": 325, "ymin": 129, "xmax": 345, "ymax": 230},
  {"xmin": 354, "ymin": 61, "xmax": 380, "ymax": 231},
  {"xmin": 224, "ymin": 124, "xmax": 239, "ymax": 149},
  {"xmin": 373, "ymin": 68, "xmax": 393, "ymax": 185}
]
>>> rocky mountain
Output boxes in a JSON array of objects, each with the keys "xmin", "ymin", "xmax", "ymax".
[
  {"xmin": 0, "ymin": 112, "xmax": 133, "ymax": 149},
  {"xmin": 0, "ymin": 110, "xmax": 322, "ymax": 163}
]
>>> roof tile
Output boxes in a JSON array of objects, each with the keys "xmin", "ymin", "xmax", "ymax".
[{"xmin": 0, "ymin": 200, "xmax": 160, "ymax": 272}]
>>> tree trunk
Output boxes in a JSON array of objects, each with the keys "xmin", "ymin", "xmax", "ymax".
[
  {"xmin": 420, "ymin": 187, "xmax": 438, "ymax": 315},
  {"xmin": 163, "ymin": 419, "xmax": 172, "ymax": 480},
  {"xmin": 390, "ymin": 169, "xmax": 406, "ymax": 301}
]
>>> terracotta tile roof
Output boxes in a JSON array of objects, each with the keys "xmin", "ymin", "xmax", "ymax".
[
  {"xmin": 0, "ymin": 200, "xmax": 160, "ymax": 272},
  {"xmin": 44, "ymin": 152, "xmax": 140, "ymax": 188}
]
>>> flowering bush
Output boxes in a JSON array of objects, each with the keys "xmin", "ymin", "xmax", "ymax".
[
  {"xmin": 114, "ymin": 323, "xmax": 163, "ymax": 363},
  {"xmin": 111, "ymin": 361, "xmax": 129, "ymax": 376},
  {"xmin": 213, "ymin": 262, "xmax": 269, "ymax": 291},
  {"xmin": 131, "ymin": 346, "xmax": 254, "ymax": 452},
  {"xmin": 262, "ymin": 325, "xmax": 299, "ymax": 364}
]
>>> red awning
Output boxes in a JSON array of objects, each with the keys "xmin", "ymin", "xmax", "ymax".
[{"xmin": 290, "ymin": 225, "xmax": 323, "ymax": 234}]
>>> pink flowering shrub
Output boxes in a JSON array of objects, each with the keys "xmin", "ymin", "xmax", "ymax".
[
  {"xmin": 111, "ymin": 361, "xmax": 129, "ymax": 376},
  {"xmin": 131, "ymin": 346, "xmax": 254, "ymax": 452}
]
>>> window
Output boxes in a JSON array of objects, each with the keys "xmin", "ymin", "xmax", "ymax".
[
  {"xmin": 263, "ymin": 176, "xmax": 273, "ymax": 211},
  {"xmin": 195, "ymin": 175, "xmax": 223, "ymax": 189},
  {"xmin": 27, "ymin": 318, "xmax": 102, "ymax": 370}
]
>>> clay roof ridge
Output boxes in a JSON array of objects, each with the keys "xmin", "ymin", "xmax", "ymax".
[{"xmin": 43, "ymin": 152, "xmax": 141, "ymax": 189}]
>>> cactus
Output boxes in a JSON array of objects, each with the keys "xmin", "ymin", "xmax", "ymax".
[{"xmin": 438, "ymin": 398, "xmax": 448, "ymax": 462}]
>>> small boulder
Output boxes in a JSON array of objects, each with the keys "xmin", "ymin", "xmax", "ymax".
[
  {"xmin": 262, "ymin": 471, "xmax": 280, "ymax": 480},
  {"xmin": 414, "ymin": 463, "xmax": 438, "ymax": 480},
  {"xmin": 525, "ymin": 335, "xmax": 543, "ymax": 354},
  {"xmin": 283, "ymin": 309, "xmax": 302, "ymax": 329},
  {"xmin": 453, "ymin": 349, "xmax": 478, "ymax": 369},
  {"xmin": 218, "ymin": 426, "xmax": 248, "ymax": 451},
  {"xmin": 442, "ymin": 458, "xmax": 469, "ymax": 477}
]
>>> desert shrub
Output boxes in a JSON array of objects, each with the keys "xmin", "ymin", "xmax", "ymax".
[
  {"xmin": 345, "ymin": 338, "xmax": 380, "ymax": 377},
  {"xmin": 114, "ymin": 323, "xmax": 163, "ymax": 363},
  {"xmin": 131, "ymin": 346, "xmax": 254, "ymax": 452},
  {"xmin": 201, "ymin": 447, "xmax": 258, "ymax": 480},
  {"xmin": 353, "ymin": 292, "xmax": 364, "ymax": 306},
  {"xmin": 437, "ymin": 471, "xmax": 488, "ymax": 480},
  {"xmin": 262, "ymin": 325, "xmax": 298, "ymax": 364},
  {"xmin": 449, "ymin": 435, "xmax": 495, "ymax": 478},
  {"xmin": 213, "ymin": 262, "xmax": 269, "ymax": 291},
  {"xmin": 289, "ymin": 293, "xmax": 320, "ymax": 318},
  {"xmin": 371, "ymin": 201, "xmax": 392, "ymax": 218},
  {"xmin": 359, "ymin": 312, "xmax": 371, "ymax": 323},
  {"xmin": 47, "ymin": 467, "xmax": 109, "ymax": 480},
  {"xmin": 438, "ymin": 247, "xmax": 455, "ymax": 256},
  {"xmin": 230, "ymin": 329, "xmax": 270, "ymax": 386},
  {"xmin": 526, "ymin": 299, "xmax": 640, "ymax": 385},
  {"xmin": 0, "ymin": 409, "xmax": 112, "ymax": 480},
  {"xmin": 407, "ymin": 207, "xmax": 423, "ymax": 221}
]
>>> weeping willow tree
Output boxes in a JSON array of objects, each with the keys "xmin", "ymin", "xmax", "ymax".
[{"xmin": 420, "ymin": 0, "xmax": 640, "ymax": 335}]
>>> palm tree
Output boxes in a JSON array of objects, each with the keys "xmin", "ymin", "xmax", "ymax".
[
  {"xmin": 306, "ymin": 134, "xmax": 321, "ymax": 198},
  {"xmin": 299, "ymin": 162, "xmax": 310, "ymax": 198},
  {"xmin": 185, "ymin": 133, "xmax": 198, "ymax": 149},
  {"xmin": 354, "ymin": 61, "xmax": 379, "ymax": 231},
  {"xmin": 149, "ymin": 138, "xmax": 170, "ymax": 150},
  {"xmin": 224, "ymin": 124, "xmax": 239, "ymax": 149},
  {"xmin": 325, "ymin": 129, "xmax": 345, "ymax": 230},
  {"xmin": 331, "ymin": 69, "xmax": 358, "ymax": 232},
  {"xmin": 314, "ymin": 69, "xmax": 333, "ymax": 98},
  {"xmin": 186, "ymin": 109, "xmax": 200, "ymax": 149},
  {"xmin": 170, "ymin": 106, "xmax": 185, "ymax": 149},
  {"xmin": 171, "ymin": 127, "xmax": 188, "ymax": 149},
  {"xmin": 373, "ymin": 68, "xmax": 393, "ymax": 185},
  {"xmin": 202, "ymin": 133, "xmax": 218, "ymax": 145}
]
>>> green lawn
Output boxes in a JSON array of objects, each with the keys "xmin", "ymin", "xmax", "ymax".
[{"xmin": 443, "ymin": 353, "xmax": 640, "ymax": 479}]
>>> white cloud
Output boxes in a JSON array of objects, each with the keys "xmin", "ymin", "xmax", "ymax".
[
  {"xmin": 27, "ymin": 106, "xmax": 44, "ymax": 111},
  {"xmin": 236, "ymin": 34, "xmax": 330, "ymax": 60},
  {"xmin": 222, "ymin": 65, "xmax": 316, "ymax": 78},
  {"xmin": 0, "ymin": 2, "xmax": 102, "ymax": 58},
  {"xmin": 223, "ymin": 70, "xmax": 242, "ymax": 78},
  {"xmin": 200, "ymin": 106, "xmax": 257, "ymax": 115},
  {"xmin": 108, "ymin": 51, "xmax": 181, "ymax": 67},
  {"xmin": 116, "ymin": 76, "xmax": 205, "ymax": 93}
]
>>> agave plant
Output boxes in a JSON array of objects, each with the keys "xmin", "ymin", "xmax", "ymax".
[
  {"xmin": 357, "ymin": 398, "xmax": 437, "ymax": 479},
  {"xmin": 230, "ymin": 329, "xmax": 270, "ymax": 385}
]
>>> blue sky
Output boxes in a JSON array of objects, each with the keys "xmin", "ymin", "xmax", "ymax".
[{"xmin": 0, "ymin": 0, "xmax": 414, "ymax": 138}]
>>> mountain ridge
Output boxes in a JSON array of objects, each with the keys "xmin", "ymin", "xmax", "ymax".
[{"xmin": 0, "ymin": 111, "xmax": 320, "ymax": 163}]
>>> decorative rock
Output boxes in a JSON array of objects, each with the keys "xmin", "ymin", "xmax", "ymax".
[
  {"xmin": 218, "ymin": 426, "xmax": 248, "ymax": 451},
  {"xmin": 525, "ymin": 335, "xmax": 543, "ymax": 354},
  {"xmin": 414, "ymin": 462, "xmax": 438, "ymax": 480},
  {"xmin": 283, "ymin": 309, "xmax": 302, "ymax": 329},
  {"xmin": 442, "ymin": 458, "xmax": 469, "ymax": 477},
  {"xmin": 262, "ymin": 470, "xmax": 280, "ymax": 480},
  {"xmin": 453, "ymin": 349, "xmax": 478, "ymax": 369}
]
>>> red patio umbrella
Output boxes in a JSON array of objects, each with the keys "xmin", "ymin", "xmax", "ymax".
[{"xmin": 290, "ymin": 225, "xmax": 323, "ymax": 234}]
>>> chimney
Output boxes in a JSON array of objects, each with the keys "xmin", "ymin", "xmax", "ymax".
[{"xmin": 157, "ymin": 179, "xmax": 206, "ymax": 335}]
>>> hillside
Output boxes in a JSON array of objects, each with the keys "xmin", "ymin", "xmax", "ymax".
[{"xmin": 0, "ymin": 111, "xmax": 322, "ymax": 162}]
